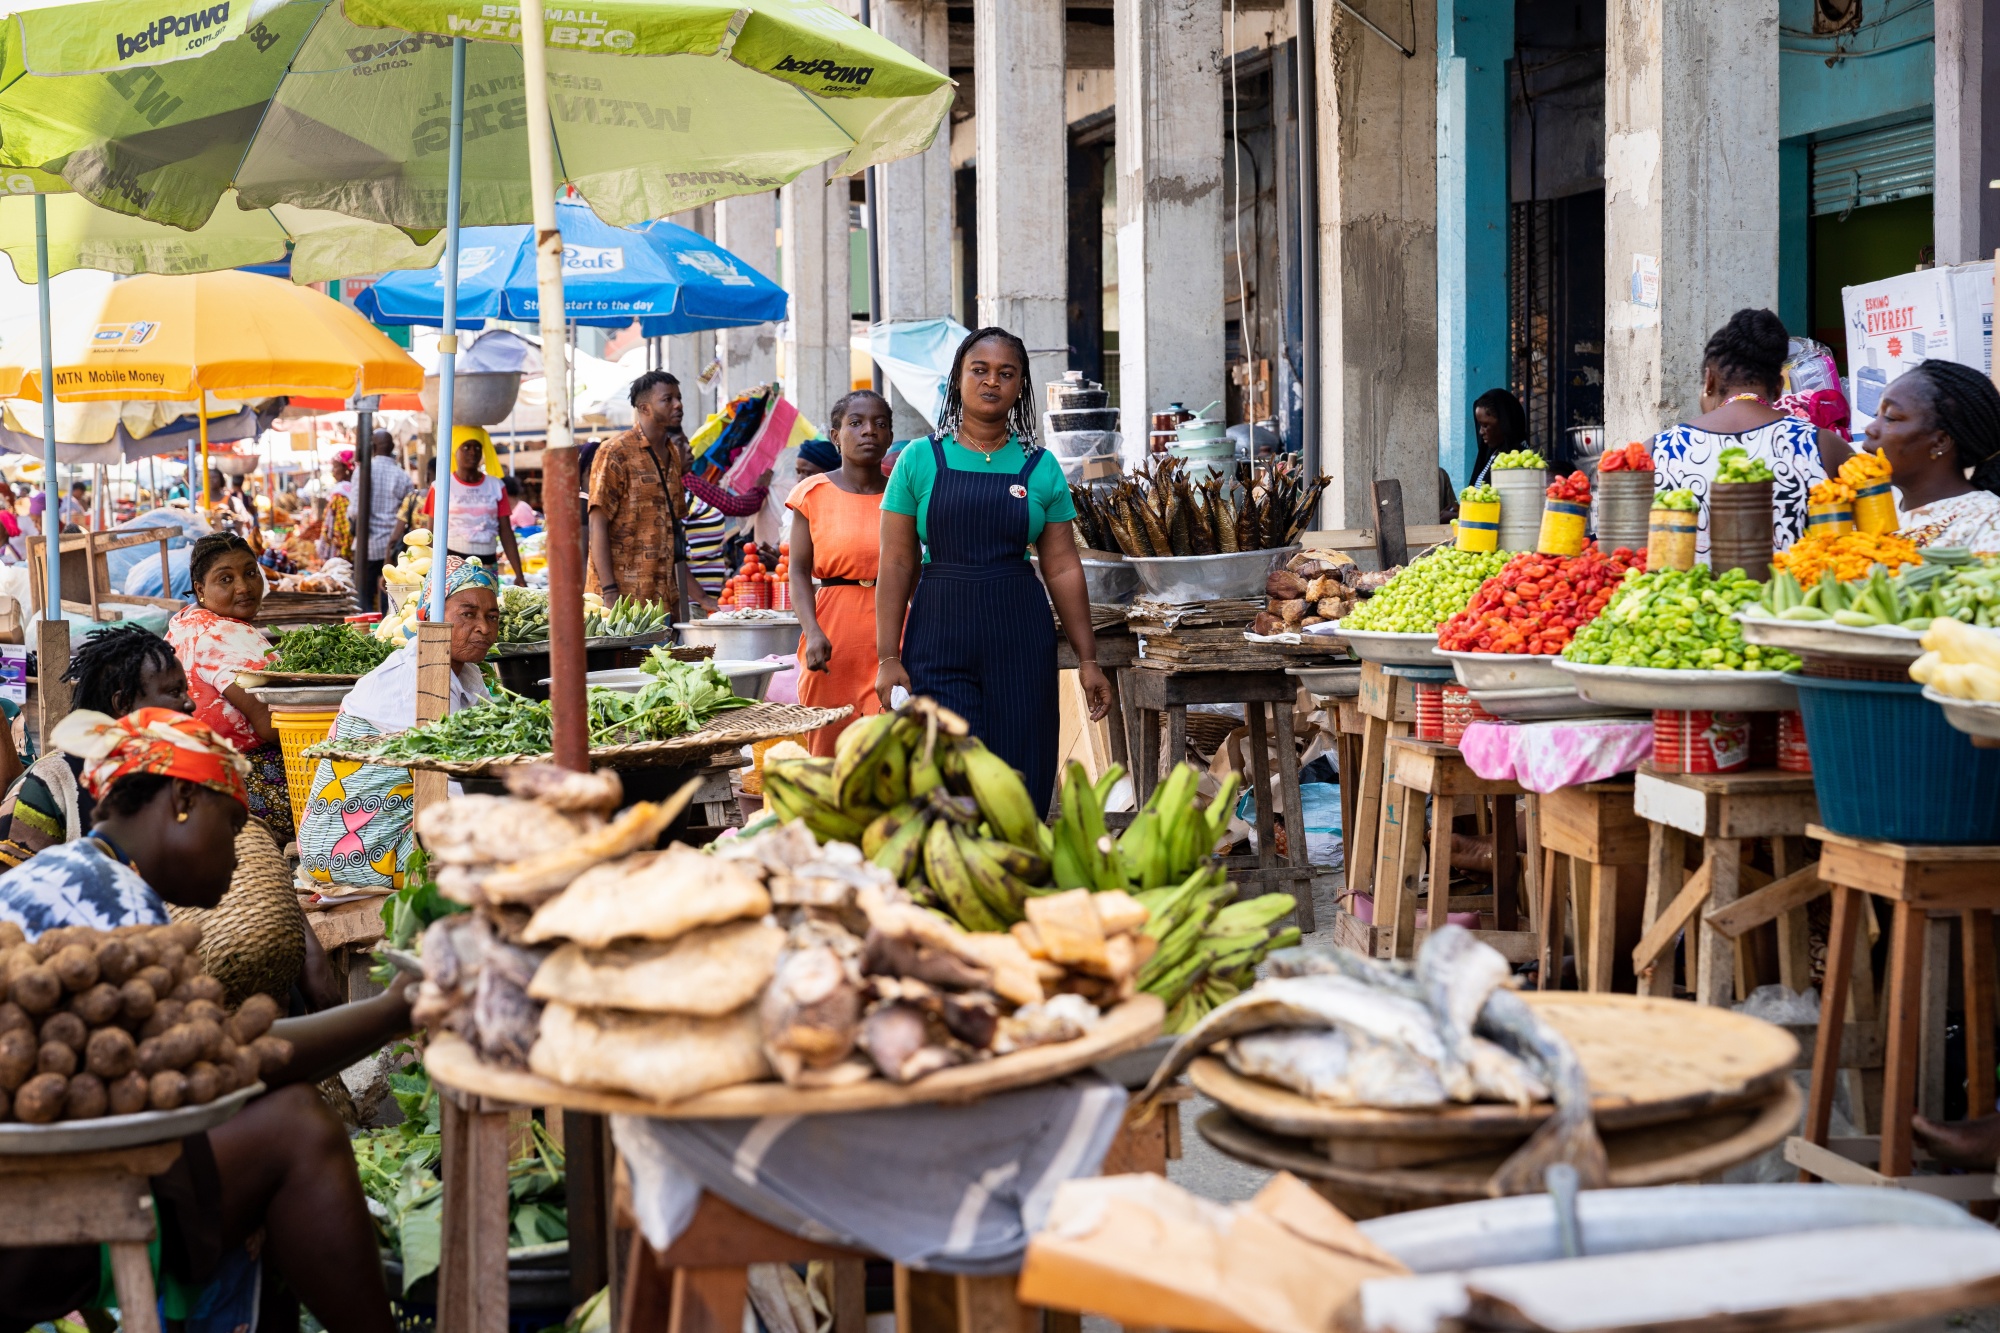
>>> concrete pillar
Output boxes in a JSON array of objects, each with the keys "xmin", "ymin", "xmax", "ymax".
[
  {"xmin": 780, "ymin": 163, "xmax": 854, "ymax": 431},
  {"xmin": 1315, "ymin": 0, "xmax": 1441, "ymax": 527},
  {"xmin": 973, "ymin": 0, "xmax": 1067, "ymax": 414},
  {"xmin": 1603, "ymin": 0, "xmax": 1779, "ymax": 444},
  {"xmin": 873, "ymin": 0, "xmax": 955, "ymax": 437},
  {"xmin": 1436, "ymin": 0, "xmax": 1511, "ymax": 488},
  {"xmin": 1113, "ymin": 0, "xmax": 1225, "ymax": 459},
  {"xmin": 667, "ymin": 204, "xmax": 716, "ymax": 417},
  {"xmin": 714, "ymin": 191, "xmax": 779, "ymax": 399},
  {"xmin": 1936, "ymin": 0, "xmax": 2000, "ymax": 266}
]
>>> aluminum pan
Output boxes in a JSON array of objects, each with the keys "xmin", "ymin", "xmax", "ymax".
[
  {"xmin": 1336, "ymin": 626, "xmax": 1446, "ymax": 666},
  {"xmin": 1925, "ymin": 686, "xmax": 2000, "ymax": 741},
  {"xmin": 1554, "ymin": 659, "xmax": 1800, "ymax": 712},
  {"xmin": 1469, "ymin": 685, "xmax": 1641, "ymax": 721},
  {"xmin": 0, "ymin": 1082, "xmax": 260, "ymax": 1155},
  {"xmin": 1735, "ymin": 612, "xmax": 1925, "ymax": 664},
  {"xmin": 1125, "ymin": 545, "xmax": 1299, "ymax": 603},
  {"xmin": 1438, "ymin": 650, "xmax": 1569, "ymax": 691}
]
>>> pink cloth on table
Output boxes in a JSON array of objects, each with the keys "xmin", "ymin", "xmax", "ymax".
[{"xmin": 1457, "ymin": 720, "xmax": 1654, "ymax": 794}]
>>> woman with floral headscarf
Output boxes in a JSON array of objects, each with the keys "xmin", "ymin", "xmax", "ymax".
[
  {"xmin": 297, "ymin": 555, "xmax": 499, "ymax": 894},
  {"xmin": 0, "ymin": 709, "xmax": 416, "ymax": 1333}
]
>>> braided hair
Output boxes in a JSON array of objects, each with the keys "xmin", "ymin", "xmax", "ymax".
[
  {"xmin": 1702, "ymin": 308, "xmax": 1789, "ymax": 398},
  {"xmin": 1904, "ymin": 359, "xmax": 2000, "ymax": 494},
  {"xmin": 187, "ymin": 532, "xmax": 255, "ymax": 587},
  {"xmin": 62, "ymin": 625, "xmax": 179, "ymax": 717},
  {"xmin": 934, "ymin": 327, "xmax": 1040, "ymax": 453}
]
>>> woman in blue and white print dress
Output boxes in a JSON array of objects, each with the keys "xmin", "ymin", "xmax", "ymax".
[{"xmin": 1650, "ymin": 308, "xmax": 1853, "ymax": 565}]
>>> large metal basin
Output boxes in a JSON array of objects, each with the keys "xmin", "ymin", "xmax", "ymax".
[
  {"xmin": 422, "ymin": 371, "xmax": 522, "ymax": 427},
  {"xmin": 1030, "ymin": 552, "xmax": 1140, "ymax": 605},
  {"xmin": 1125, "ymin": 545, "xmax": 1300, "ymax": 604},
  {"xmin": 675, "ymin": 617, "xmax": 801, "ymax": 659}
]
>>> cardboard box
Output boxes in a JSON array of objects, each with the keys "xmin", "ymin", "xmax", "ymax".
[
  {"xmin": 0, "ymin": 644, "xmax": 26, "ymax": 707},
  {"xmin": 1841, "ymin": 260, "xmax": 1995, "ymax": 430},
  {"xmin": 1017, "ymin": 1172, "xmax": 1408, "ymax": 1333}
]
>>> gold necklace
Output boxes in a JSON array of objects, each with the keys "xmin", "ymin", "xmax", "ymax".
[{"xmin": 962, "ymin": 429, "xmax": 1004, "ymax": 463}]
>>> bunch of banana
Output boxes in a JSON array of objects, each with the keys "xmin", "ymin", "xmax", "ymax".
[
  {"xmin": 1053, "ymin": 760, "xmax": 1238, "ymax": 892},
  {"xmin": 1134, "ymin": 882, "xmax": 1301, "ymax": 1032}
]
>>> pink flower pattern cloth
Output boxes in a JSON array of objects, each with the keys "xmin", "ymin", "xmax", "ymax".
[{"xmin": 1457, "ymin": 720, "xmax": 1655, "ymax": 793}]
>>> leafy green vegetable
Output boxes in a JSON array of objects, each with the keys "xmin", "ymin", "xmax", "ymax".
[
  {"xmin": 270, "ymin": 623, "xmax": 398, "ymax": 675},
  {"xmin": 1655, "ymin": 488, "xmax": 1699, "ymax": 512}
]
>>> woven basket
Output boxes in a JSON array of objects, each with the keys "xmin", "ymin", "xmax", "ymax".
[{"xmin": 166, "ymin": 820, "xmax": 306, "ymax": 1008}]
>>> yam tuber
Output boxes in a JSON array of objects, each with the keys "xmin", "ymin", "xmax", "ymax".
[
  {"xmin": 14, "ymin": 1072, "xmax": 65, "ymax": 1123},
  {"xmin": 148, "ymin": 1070, "xmax": 187, "ymax": 1111},
  {"xmin": 0, "ymin": 1029, "xmax": 32, "ymax": 1090},
  {"xmin": 108, "ymin": 1070, "xmax": 148, "ymax": 1116},
  {"xmin": 184, "ymin": 1062, "xmax": 219, "ymax": 1105},
  {"xmin": 49, "ymin": 945, "xmax": 99, "ymax": 993},
  {"xmin": 39, "ymin": 1012, "xmax": 85, "ymax": 1053},
  {"xmin": 9, "ymin": 965, "xmax": 58, "ymax": 1015},
  {"xmin": 63, "ymin": 1072, "xmax": 106, "ymax": 1120},
  {"xmin": 68, "ymin": 982, "xmax": 120, "ymax": 1027},
  {"xmin": 0, "ymin": 1002, "xmax": 27, "ymax": 1036},
  {"xmin": 93, "ymin": 938, "xmax": 134, "ymax": 986},
  {"xmin": 227, "ymin": 994, "xmax": 278, "ymax": 1045},
  {"xmin": 85, "ymin": 1027, "xmax": 136, "ymax": 1080},
  {"xmin": 37, "ymin": 1042, "xmax": 75, "ymax": 1077},
  {"xmin": 119, "ymin": 978, "xmax": 157, "ymax": 1024}
]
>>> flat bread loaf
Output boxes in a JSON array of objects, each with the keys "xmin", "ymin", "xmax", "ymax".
[
  {"xmin": 529, "ymin": 1002, "xmax": 769, "ymax": 1103},
  {"xmin": 528, "ymin": 920, "xmax": 783, "ymax": 1015},
  {"xmin": 522, "ymin": 844, "xmax": 770, "ymax": 947}
]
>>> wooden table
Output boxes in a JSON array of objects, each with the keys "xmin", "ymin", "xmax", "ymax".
[
  {"xmin": 1792, "ymin": 827, "xmax": 2000, "ymax": 1193},
  {"xmin": 1631, "ymin": 765, "xmax": 1822, "ymax": 1005},
  {"xmin": 1534, "ymin": 780, "xmax": 1649, "ymax": 994},
  {"xmin": 0, "ymin": 1141, "xmax": 181, "ymax": 1333},
  {"xmin": 1120, "ymin": 665, "xmax": 1315, "ymax": 929}
]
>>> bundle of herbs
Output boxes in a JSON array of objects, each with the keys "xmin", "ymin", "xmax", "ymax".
[
  {"xmin": 269, "ymin": 623, "xmax": 399, "ymax": 675},
  {"xmin": 1068, "ymin": 455, "xmax": 1329, "ymax": 558}
]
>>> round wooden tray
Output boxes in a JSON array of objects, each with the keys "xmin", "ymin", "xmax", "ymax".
[
  {"xmin": 1187, "ymin": 992, "xmax": 1798, "ymax": 1142},
  {"xmin": 1195, "ymin": 1078, "xmax": 1800, "ymax": 1214},
  {"xmin": 0, "ymin": 1082, "xmax": 262, "ymax": 1155},
  {"xmin": 426, "ymin": 994, "xmax": 1163, "ymax": 1117}
]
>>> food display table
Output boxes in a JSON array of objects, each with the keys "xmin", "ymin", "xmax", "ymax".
[
  {"xmin": 1120, "ymin": 666, "xmax": 1316, "ymax": 929},
  {"xmin": 1793, "ymin": 828, "xmax": 2000, "ymax": 1193}
]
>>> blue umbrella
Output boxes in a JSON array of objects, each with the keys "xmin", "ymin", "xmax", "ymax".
[{"xmin": 353, "ymin": 199, "xmax": 787, "ymax": 337}]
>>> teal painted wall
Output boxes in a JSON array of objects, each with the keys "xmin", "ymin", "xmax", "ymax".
[{"xmin": 1437, "ymin": 0, "xmax": 1513, "ymax": 489}]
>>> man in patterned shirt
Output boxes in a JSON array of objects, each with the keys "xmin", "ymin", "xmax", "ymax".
[{"xmin": 588, "ymin": 370, "xmax": 689, "ymax": 608}]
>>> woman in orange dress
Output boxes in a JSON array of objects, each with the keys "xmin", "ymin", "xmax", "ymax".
[{"xmin": 788, "ymin": 391, "xmax": 892, "ymax": 755}]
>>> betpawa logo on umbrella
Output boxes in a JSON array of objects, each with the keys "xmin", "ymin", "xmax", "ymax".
[
  {"xmin": 91, "ymin": 322, "xmax": 160, "ymax": 350},
  {"xmin": 115, "ymin": 3, "xmax": 233, "ymax": 61}
]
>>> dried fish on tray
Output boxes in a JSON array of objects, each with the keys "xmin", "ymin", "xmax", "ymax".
[{"xmin": 1070, "ymin": 455, "xmax": 1329, "ymax": 559}]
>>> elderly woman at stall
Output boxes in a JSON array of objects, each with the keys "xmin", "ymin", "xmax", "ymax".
[
  {"xmin": 297, "ymin": 556, "xmax": 498, "ymax": 892},
  {"xmin": 1861, "ymin": 359, "xmax": 2000, "ymax": 551},
  {"xmin": 165, "ymin": 533, "xmax": 295, "ymax": 844},
  {"xmin": 0, "ymin": 708, "xmax": 412, "ymax": 1333}
]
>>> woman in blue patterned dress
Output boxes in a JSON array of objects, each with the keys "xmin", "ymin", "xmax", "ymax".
[{"xmin": 1650, "ymin": 308, "xmax": 1854, "ymax": 565}]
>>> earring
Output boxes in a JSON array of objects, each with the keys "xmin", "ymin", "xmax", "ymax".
[
  {"xmin": 176, "ymin": 811, "xmax": 188, "ymax": 823},
  {"xmin": 1934, "ymin": 446, "xmax": 1949, "ymax": 459}
]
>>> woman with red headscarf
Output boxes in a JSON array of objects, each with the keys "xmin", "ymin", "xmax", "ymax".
[{"xmin": 0, "ymin": 709, "xmax": 415, "ymax": 1333}]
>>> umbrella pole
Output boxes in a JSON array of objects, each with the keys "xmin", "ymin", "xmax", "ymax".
[
  {"xmin": 198, "ymin": 410, "xmax": 210, "ymax": 515},
  {"xmin": 32, "ymin": 196, "xmax": 69, "ymax": 735},
  {"xmin": 428, "ymin": 36, "xmax": 467, "ymax": 624},
  {"xmin": 523, "ymin": 0, "xmax": 584, "ymax": 774}
]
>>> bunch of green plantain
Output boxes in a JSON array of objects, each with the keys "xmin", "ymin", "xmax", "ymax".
[{"xmin": 1133, "ymin": 876, "xmax": 1301, "ymax": 1033}]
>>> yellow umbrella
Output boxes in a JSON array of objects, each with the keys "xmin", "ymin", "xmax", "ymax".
[{"xmin": 0, "ymin": 269, "xmax": 421, "ymax": 503}]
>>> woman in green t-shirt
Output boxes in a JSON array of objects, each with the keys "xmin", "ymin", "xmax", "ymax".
[{"xmin": 875, "ymin": 327, "xmax": 1111, "ymax": 814}]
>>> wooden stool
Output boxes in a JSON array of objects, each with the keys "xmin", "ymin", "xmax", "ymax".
[
  {"xmin": 0, "ymin": 1141, "xmax": 180, "ymax": 1333},
  {"xmin": 1123, "ymin": 665, "xmax": 1315, "ymax": 929},
  {"xmin": 1339, "ymin": 662, "xmax": 1415, "ymax": 913},
  {"xmin": 1371, "ymin": 737, "xmax": 1528, "ymax": 961},
  {"xmin": 1534, "ymin": 780, "xmax": 1649, "ymax": 993},
  {"xmin": 1793, "ymin": 828, "xmax": 2000, "ymax": 1194},
  {"xmin": 1631, "ymin": 766, "xmax": 1821, "ymax": 1004}
]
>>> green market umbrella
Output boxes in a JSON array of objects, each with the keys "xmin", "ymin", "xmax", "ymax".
[{"xmin": 0, "ymin": 0, "xmax": 952, "ymax": 232}]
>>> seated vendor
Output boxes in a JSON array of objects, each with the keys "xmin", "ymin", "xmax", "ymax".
[
  {"xmin": 298, "ymin": 556, "xmax": 498, "ymax": 892},
  {"xmin": 166, "ymin": 534, "xmax": 291, "ymax": 844},
  {"xmin": 0, "ymin": 708, "xmax": 411, "ymax": 1333}
]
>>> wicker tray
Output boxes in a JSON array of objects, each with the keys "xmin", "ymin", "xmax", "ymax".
[
  {"xmin": 304, "ymin": 701, "xmax": 851, "ymax": 777},
  {"xmin": 424, "ymin": 995, "xmax": 1163, "ymax": 1118}
]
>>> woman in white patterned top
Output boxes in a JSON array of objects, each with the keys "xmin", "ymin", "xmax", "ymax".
[
  {"xmin": 1866, "ymin": 360, "xmax": 2000, "ymax": 554},
  {"xmin": 1650, "ymin": 309, "xmax": 1853, "ymax": 564}
]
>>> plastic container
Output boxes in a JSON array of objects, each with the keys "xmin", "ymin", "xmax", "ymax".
[
  {"xmin": 1806, "ymin": 501, "xmax": 1854, "ymax": 538},
  {"xmin": 1493, "ymin": 468, "xmax": 1547, "ymax": 552},
  {"xmin": 1652, "ymin": 710, "xmax": 1752, "ymax": 775},
  {"xmin": 1853, "ymin": 481, "xmax": 1898, "ymax": 535},
  {"xmin": 1648, "ymin": 507, "xmax": 1697, "ymax": 572},
  {"xmin": 1595, "ymin": 471, "xmax": 1654, "ymax": 554},
  {"xmin": 272, "ymin": 707, "xmax": 340, "ymax": 830},
  {"xmin": 1414, "ymin": 682, "xmax": 1446, "ymax": 741},
  {"xmin": 1456, "ymin": 500, "xmax": 1501, "ymax": 553},
  {"xmin": 1441, "ymin": 685, "xmax": 1496, "ymax": 747},
  {"xmin": 1709, "ymin": 480, "xmax": 1775, "ymax": 578},
  {"xmin": 1537, "ymin": 500, "xmax": 1589, "ymax": 556},
  {"xmin": 1786, "ymin": 673, "xmax": 2000, "ymax": 843},
  {"xmin": 1777, "ymin": 710, "xmax": 1811, "ymax": 772}
]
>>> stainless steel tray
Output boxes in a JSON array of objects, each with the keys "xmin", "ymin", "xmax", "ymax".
[
  {"xmin": 0, "ymin": 1082, "xmax": 261, "ymax": 1155},
  {"xmin": 1469, "ymin": 685, "xmax": 1644, "ymax": 721},
  {"xmin": 1554, "ymin": 660, "xmax": 1800, "ymax": 712},
  {"xmin": 1925, "ymin": 686, "xmax": 2000, "ymax": 741},
  {"xmin": 1288, "ymin": 665, "xmax": 1363, "ymax": 697},
  {"xmin": 1125, "ymin": 546, "xmax": 1299, "ymax": 604},
  {"xmin": 1335, "ymin": 626, "xmax": 1446, "ymax": 666},
  {"xmin": 1735, "ymin": 612, "xmax": 1925, "ymax": 664},
  {"xmin": 1439, "ymin": 649, "xmax": 1569, "ymax": 691}
]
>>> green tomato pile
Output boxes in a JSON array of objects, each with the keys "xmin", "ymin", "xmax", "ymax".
[
  {"xmin": 1715, "ymin": 446, "xmax": 1775, "ymax": 484},
  {"xmin": 1492, "ymin": 450, "xmax": 1546, "ymax": 471},
  {"xmin": 1654, "ymin": 488, "xmax": 1698, "ymax": 512},
  {"xmin": 1561, "ymin": 566, "xmax": 1800, "ymax": 671},
  {"xmin": 1460, "ymin": 483, "xmax": 1500, "ymax": 505},
  {"xmin": 1340, "ymin": 547, "xmax": 1511, "ymax": 634}
]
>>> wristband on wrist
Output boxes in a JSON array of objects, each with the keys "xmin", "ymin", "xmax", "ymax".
[{"xmin": 878, "ymin": 653, "xmax": 901, "ymax": 664}]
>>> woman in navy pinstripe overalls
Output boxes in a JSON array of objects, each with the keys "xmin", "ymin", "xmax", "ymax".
[{"xmin": 874, "ymin": 328, "xmax": 1112, "ymax": 815}]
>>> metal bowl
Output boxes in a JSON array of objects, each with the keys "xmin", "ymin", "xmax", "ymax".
[
  {"xmin": 675, "ymin": 617, "xmax": 801, "ymax": 659},
  {"xmin": 1288, "ymin": 665, "xmax": 1363, "ymax": 698},
  {"xmin": 1438, "ymin": 650, "xmax": 1569, "ymax": 691},
  {"xmin": 1336, "ymin": 626, "xmax": 1445, "ymax": 666},
  {"xmin": 421, "ymin": 371, "xmax": 522, "ymax": 426},
  {"xmin": 1469, "ymin": 685, "xmax": 1642, "ymax": 720},
  {"xmin": 1125, "ymin": 545, "xmax": 1300, "ymax": 604},
  {"xmin": 0, "ymin": 1082, "xmax": 261, "ymax": 1154},
  {"xmin": 1030, "ymin": 552, "xmax": 1140, "ymax": 605},
  {"xmin": 1736, "ymin": 612, "xmax": 1926, "ymax": 664},
  {"xmin": 1925, "ymin": 686, "xmax": 2000, "ymax": 742},
  {"xmin": 1554, "ymin": 659, "xmax": 1799, "ymax": 712}
]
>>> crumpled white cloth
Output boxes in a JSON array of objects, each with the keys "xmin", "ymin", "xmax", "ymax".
[{"xmin": 1457, "ymin": 719, "xmax": 1654, "ymax": 793}]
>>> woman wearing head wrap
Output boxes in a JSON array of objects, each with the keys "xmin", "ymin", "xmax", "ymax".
[
  {"xmin": 323, "ymin": 449, "xmax": 356, "ymax": 563},
  {"xmin": 1867, "ymin": 359, "xmax": 2000, "ymax": 552},
  {"xmin": 297, "ymin": 555, "xmax": 500, "ymax": 893},
  {"xmin": 0, "ymin": 709, "xmax": 417, "ymax": 1333},
  {"xmin": 795, "ymin": 437, "xmax": 842, "ymax": 479}
]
